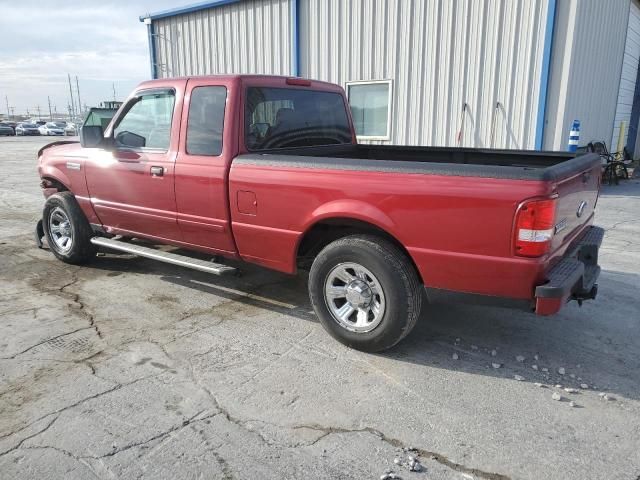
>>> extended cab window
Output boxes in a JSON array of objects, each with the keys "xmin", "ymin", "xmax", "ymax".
[
  {"xmin": 186, "ymin": 86, "xmax": 227, "ymax": 156},
  {"xmin": 245, "ymin": 87, "xmax": 352, "ymax": 150},
  {"xmin": 113, "ymin": 91, "xmax": 175, "ymax": 150}
]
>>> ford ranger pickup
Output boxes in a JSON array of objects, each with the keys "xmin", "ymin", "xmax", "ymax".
[{"xmin": 36, "ymin": 75, "xmax": 604, "ymax": 352}]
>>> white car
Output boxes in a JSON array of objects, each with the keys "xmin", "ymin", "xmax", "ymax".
[
  {"xmin": 39, "ymin": 122, "xmax": 65, "ymax": 136},
  {"xmin": 64, "ymin": 123, "xmax": 78, "ymax": 136}
]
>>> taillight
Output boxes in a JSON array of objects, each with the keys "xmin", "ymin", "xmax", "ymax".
[{"xmin": 514, "ymin": 198, "xmax": 557, "ymax": 257}]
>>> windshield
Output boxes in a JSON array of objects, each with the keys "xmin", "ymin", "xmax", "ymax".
[
  {"xmin": 245, "ymin": 87, "xmax": 352, "ymax": 151},
  {"xmin": 45, "ymin": 123, "xmax": 59, "ymax": 128},
  {"xmin": 21, "ymin": 123, "xmax": 36, "ymax": 128}
]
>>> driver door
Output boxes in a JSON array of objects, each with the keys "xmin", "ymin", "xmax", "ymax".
[{"xmin": 84, "ymin": 87, "xmax": 183, "ymax": 242}]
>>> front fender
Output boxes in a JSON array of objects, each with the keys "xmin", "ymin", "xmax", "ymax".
[{"xmin": 39, "ymin": 164, "xmax": 72, "ymax": 192}]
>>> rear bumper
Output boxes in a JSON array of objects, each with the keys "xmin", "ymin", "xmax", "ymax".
[{"xmin": 534, "ymin": 226, "xmax": 604, "ymax": 315}]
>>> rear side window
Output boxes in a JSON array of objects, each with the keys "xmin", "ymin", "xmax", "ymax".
[
  {"xmin": 245, "ymin": 87, "xmax": 352, "ymax": 151},
  {"xmin": 186, "ymin": 86, "xmax": 227, "ymax": 156}
]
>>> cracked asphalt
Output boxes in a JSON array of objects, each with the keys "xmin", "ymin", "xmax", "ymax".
[{"xmin": 1, "ymin": 136, "xmax": 639, "ymax": 480}]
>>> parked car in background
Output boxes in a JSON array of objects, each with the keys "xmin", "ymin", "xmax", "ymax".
[
  {"xmin": 36, "ymin": 75, "xmax": 604, "ymax": 352},
  {"xmin": 35, "ymin": 120, "xmax": 47, "ymax": 126},
  {"xmin": 1, "ymin": 121, "xmax": 17, "ymax": 134},
  {"xmin": 0, "ymin": 123, "xmax": 15, "ymax": 136},
  {"xmin": 39, "ymin": 122, "xmax": 65, "ymax": 136},
  {"xmin": 16, "ymin": 123, "xmax": 41, "ymax": 136},
  {"xmin": 64, "ymin": 123, "xmax": 77, "ymax": 136}
]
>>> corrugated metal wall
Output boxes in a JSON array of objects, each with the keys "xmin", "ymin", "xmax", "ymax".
[
  {"xmin": 153, "ymin": 0, "xmax": 292, "ymax": 78},
  {"xmin": 544, "ymin": 0, "xmax": 629, "ymax": 151},
  {"xmin": 611, "ymin": 0, "xmax": 640, "ymax": 151},
  {"xmin": 299, "ymin": 0, "xmax": 551, "ymax": 148}
]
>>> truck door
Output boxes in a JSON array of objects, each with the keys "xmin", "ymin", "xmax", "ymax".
[
  {"xmin": 84, "ymin": 88, "xmax": 182, "ymax": 242},
  {"xmin": 174, "ymin": 79, "xmax": 237, "ymax": 254}
]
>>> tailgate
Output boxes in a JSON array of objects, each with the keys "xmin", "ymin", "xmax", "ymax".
[{"xmin": 549, "ymin": 155, "xmax": 601, "ymax": 252}]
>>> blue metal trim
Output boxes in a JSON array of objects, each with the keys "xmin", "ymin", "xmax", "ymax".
[
  {"xmin": 535, "ymin": 0, "xmax": 557, "ymax": 150},
  {"xmin": 139, "ymin": 0, "xmax": 240, "ymax": 22},
  {"xmin": 292, "ymin": 0, "xmax": 300, "ymax": 76},
  {"xmin": 146, "ymin": 22, "xmax": 157, "ymax": 79}
]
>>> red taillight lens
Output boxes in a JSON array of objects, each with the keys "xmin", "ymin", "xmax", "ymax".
[{"xmin": 514, "ymin": 198, "xmax": 557, "ymax": 257}]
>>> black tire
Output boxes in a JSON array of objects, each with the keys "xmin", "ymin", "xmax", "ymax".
[
  {"xmin": 42, "ymin": 192, "xmax": 96, "ymax": 264},
  {"xmin": 308, "ymin": 234, "xmax": 422, "ymax": 352}
]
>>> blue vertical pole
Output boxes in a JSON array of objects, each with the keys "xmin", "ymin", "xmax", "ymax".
[
  {"xmin": 535, "ymin": 0, "xmax": 557, "ymax": 150},
  {"xmin": 291, "ymin": 0, "xmax": 300, "ymax": 76},
  {"xmin": 568, "ymin": 120, "xmax": 580, "ymax": 152}
]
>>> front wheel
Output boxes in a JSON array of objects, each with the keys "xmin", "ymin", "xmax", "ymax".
[
  {"xmin": 42, "ymin": 192, "xmax": 96, "ymax": 264},
  {"xmin": 308, "ymin": 235, "xmax": 422, "ymax": 352}
]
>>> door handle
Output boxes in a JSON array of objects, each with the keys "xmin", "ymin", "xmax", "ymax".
[{"xmin": 150, "ymin": 166, "xmax": 164, "ymax": 177}]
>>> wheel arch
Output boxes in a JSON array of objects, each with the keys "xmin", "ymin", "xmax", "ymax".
[{"xmin": 296, "ymin": 215, "xmax": 423, "ymax": 284}]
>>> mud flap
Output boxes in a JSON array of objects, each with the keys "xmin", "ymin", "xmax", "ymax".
[{"xmin": 35, "ymin": 219, "xmax": 45, "ymax": 249}]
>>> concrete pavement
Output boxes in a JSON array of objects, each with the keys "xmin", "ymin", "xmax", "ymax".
[{"xmin": 1, "ymin": 136, "xmax": 639, "ymax": 479}]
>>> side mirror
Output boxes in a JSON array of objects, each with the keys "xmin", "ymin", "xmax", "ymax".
[
  {"xmin": 80, "ymin": 125, "xmax": 104, "ymax": 148},
  {"xmin": 115, "ymin": 131, "xmax": 146, "ymax": 148}
]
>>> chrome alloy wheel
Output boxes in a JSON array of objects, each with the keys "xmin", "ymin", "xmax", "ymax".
[
  {"xmin": 48, "ymin": 206, "xmax": 73, "ymax": 252},
  {"xmin": 324, "ymin": 262, "xmax": 386, "ymax": 333}
]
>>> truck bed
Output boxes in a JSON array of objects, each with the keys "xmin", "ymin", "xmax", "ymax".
[{"xmin": 239, "ymin": 144, "xmax": 601, "ymax": 181}]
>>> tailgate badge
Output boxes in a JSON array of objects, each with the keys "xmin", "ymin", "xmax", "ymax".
[
  {"xmin": 577, "ymin": 200, "xmax": 588, "ymax": 218},
  {"xmin": 554, "ymin": 218, "xmax": 568, "ymax": 234}
]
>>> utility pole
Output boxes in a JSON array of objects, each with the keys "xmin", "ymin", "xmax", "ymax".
[
  {"xmin": 47, "ymin": 96, "xmax": 53, "ymax": 120},
  {"xmin": 68, "ymin": 73, "xmax": 76, "ymax": 119},
  {"xmin": 36, "ymin": 105, "xmax": 41, "ymax": 120},
  {"xmin": 112, "ymin": 83, "xmax": 117, "ymax": 101},
  {"xmin": 67, "ymin": 104, "xmax": 72, "ymax": 120},
  {"xmin": 10, "ymin": 107, "xmax": 15, "ymax": 119},
  {"xmin": 5, "ymin": 96, "xmax": 9, "ymax": 119},
  {"xmin": 75, "ymin": 76, "xmax": 83, "ymax": 117}
]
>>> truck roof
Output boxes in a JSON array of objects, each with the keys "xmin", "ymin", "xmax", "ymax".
[{"xmin": 137, "ymin": 74, "xmax": 342, "ymax": 90}]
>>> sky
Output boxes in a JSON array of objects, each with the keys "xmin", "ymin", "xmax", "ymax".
[{"xmin": 0, "ymin": 0, "xmax": 189, "ymax": 117}]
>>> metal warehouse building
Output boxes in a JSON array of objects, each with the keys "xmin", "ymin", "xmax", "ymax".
[{"xmin": 141, "ymin": 0, "xmax": 640, "ymax": 154}]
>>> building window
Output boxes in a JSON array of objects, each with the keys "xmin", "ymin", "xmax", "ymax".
[{"xmin": 346, "ymin": 80, "xmax": 392, "ymax": 140}]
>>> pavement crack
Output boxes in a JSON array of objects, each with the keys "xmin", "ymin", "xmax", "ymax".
[
  {"xmin": 289, "ymin": 423, "xmax": 511, "ymax": 480},
  {"xmin": 0, "ymin": 415, "xmax": 59, "ymax": 457},
  {"xmin": 0, "ymin": 375, "xmax": 158, "ymax": 442},
  {"xmin": 59, "ymin": 271, "xmax": 103, "ymax": 339},
  {"xmin": 90, "ymin": 410, "xmax": 215, "ymax": 459}
]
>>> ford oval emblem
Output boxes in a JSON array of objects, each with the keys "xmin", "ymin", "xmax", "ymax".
[{"xmin": 577, "ymin": 200, "xmax": 587, "ymax": 218}]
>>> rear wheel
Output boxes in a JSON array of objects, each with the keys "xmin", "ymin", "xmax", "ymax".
[
  {"xmin": 308, "ymin": 235, "xmax": 422, "ymax": 352},
  {"xmin": 43, "ymin": 192, "xmax": 96, "ymax": 264}
]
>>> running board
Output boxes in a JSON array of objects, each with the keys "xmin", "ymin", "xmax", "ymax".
[{"xmin": 90, "ymin": 237, "xmax": 236, "ymax": 276}]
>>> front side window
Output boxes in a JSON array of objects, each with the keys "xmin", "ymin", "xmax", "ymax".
[
  {"xmin": 245, "ymin": 87, "xmax": 352, "ymax": 150},
  {"xmin": 346, "ymin": 80, "xmax": 392, "ymax": 140},
  {"xmin": 186, "ymin": 86, "xmax": 227, "ymax": 156},
  {"xmin": 114, "ymin": 91, "xmax": 175, "ymax": 150}
]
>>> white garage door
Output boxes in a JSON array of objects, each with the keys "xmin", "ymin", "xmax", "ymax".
[{"xmin": 611, "ymin": 0, "xmax": 640, "ymax": 151}]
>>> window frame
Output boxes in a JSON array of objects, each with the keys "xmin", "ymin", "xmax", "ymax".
[
  {"xmin": 110, "ymin": 88, "xmax": 176, "ymax": 152},
  {"xmin": 345, "ymin": 79, "xmax": 393, "ymax": 141},
  {"xmin": 185, "ymin": 85, "xmax": 228, "ymax": 157}
]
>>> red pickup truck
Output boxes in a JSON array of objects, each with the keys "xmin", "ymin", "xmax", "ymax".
[{"xmin": 36, "ymin": 75, "xmax": 603, "ymax": 352}]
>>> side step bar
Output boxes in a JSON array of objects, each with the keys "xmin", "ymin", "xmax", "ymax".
[{"xmin": 90, "ymin": 237, "xmax": 236, "ymax": 276}]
